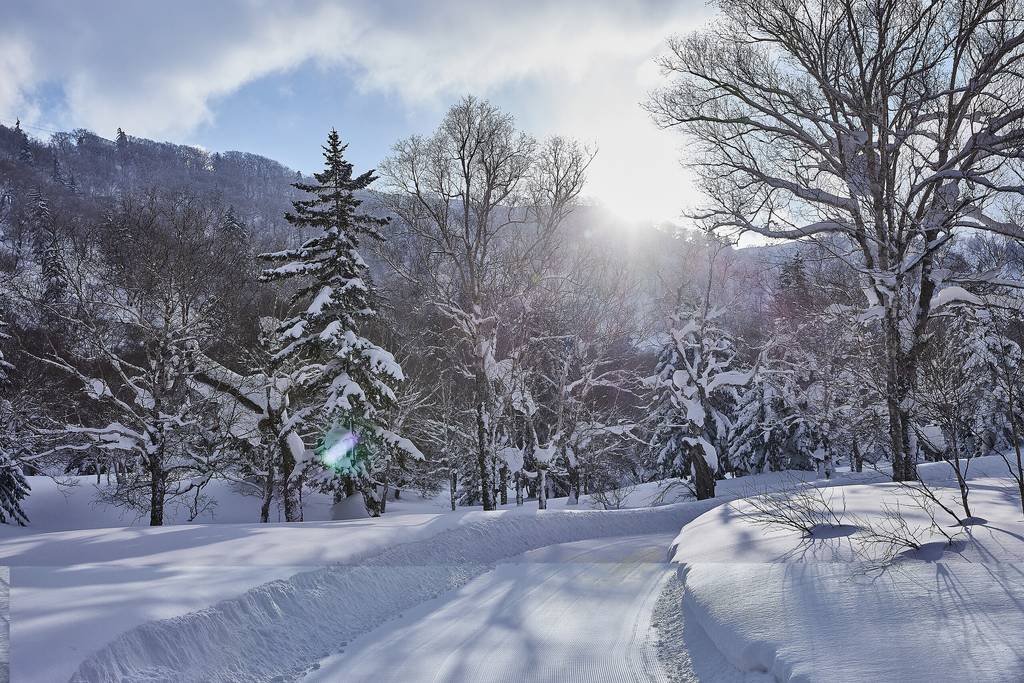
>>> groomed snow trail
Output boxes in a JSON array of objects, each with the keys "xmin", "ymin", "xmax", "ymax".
[
  {"xmin": 306, "ymin": 534, "xmax": 675, "ymax": 683},
  {"xmin": 70, "ymin": 501, "xmax": 724, "ymax": 682}
]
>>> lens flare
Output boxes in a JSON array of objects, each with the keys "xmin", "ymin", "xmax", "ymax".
[{"xmin": 318, "ymin": 426, "xmax": 360, "ymax": 472}]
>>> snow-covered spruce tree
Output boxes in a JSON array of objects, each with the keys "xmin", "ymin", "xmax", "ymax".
[
  {"xmin": 26, "ymin": 188, "xmax": 66, "ymax": 309},
  {"xmin": 0, "ymin": 315, "xmax": 30, "ymax": 525},
  {"xmin": 260, "ymin": 129, "xmax": 419, "ymax": 517},
  {"xmin": 650, "ymin": 301, "xmax": 752, "ymax": 499},
  {"xmin": 976, "ymin": 307, "xmax": 1024, "ymax": 516},
  {"xmin": 727, "ymin": 378, "xmax": 788, "ymax": 475}
]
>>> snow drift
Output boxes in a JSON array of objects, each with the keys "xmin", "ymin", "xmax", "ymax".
[{"xmin": 668, "ymin": 457, "xmax": 1024, "ymax": 682}]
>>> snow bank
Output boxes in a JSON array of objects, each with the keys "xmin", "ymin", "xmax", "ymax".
[
  {"xmin": 70, "ymin": 501, "xmax": 722, "ymax": 682},
  {"xmin": 680, "ymin": 562, "xmax": 1024, "ymax": 682},
  {"xmin": 668, "ymin": 457, "xmax": 1024, "ymax": 682}
]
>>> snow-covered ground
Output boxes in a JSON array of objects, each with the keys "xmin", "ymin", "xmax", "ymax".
[
  {"xmin": 3, "ymin": 475, "xmax": 455, "ymax": 533},
  {"xmin": 668, "ymin": 456, "xmax": 1024, "ymax": 682},
  {"xmin": 62, "ymin": 501, "xmax": 722, "ymax": 682},
  {"xmin": 9, "ymin": 462, "xmax": 1013, "ymax": 682},
  {"xmin": 306, "ymin": 534, "xmax": 676, "ymax": 683}
]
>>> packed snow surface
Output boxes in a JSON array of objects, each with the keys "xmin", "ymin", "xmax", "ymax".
[{"xmin": 306, "ymin": 535, "xmax": 675, "ymax": 683}]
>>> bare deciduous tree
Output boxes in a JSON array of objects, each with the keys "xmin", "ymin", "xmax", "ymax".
[
  {"xmin": 649, "ymin": 0, "xmax": 1024, "ymax": 481},
  {"xmin": 377, "ymin": 96, "xmax": 593, "ymax": 509}
]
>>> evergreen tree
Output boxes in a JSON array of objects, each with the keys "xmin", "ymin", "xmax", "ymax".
[
  {"xmin": 27, "ymin": 189, "xmax": 65, "ymax": 306},
  {"xmin": 649, "ymin": 303, "xmax": 752, "ymax": 499},
  {"xmin": 260, "ymin": 129, "xmax": 418, "ymax": 516},
  {"xmin": 728, "ymin": 379, "xmax": 788, "ymax": 474},
  {"xmin": 0, "ymin": 317, "xmax": 31, "ymax": 526},
  {"xmin": 221, "ymin": 206, "xmax": 246, "ymax": 239},
  {"xmin": 15, "ymin": 119, "xmax": 33, "ymax": 163}
]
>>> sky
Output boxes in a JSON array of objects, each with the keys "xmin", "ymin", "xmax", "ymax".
[{"xmin": 0, "ymin": 0, "xmax": 713, "ymax": 224}]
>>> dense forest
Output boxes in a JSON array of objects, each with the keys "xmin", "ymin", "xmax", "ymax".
[{"xmin": 2, "ymin": 92, "xmax": 1024, "ymax": 528}]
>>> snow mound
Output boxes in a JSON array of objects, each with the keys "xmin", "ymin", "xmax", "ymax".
[
  {"xmin": 71, "ymin": 501, "xmax": 722, "ymax": 682},
  {"xmin": 668, "ymin": 456, "xmax": 1024, "ymax": 682},
  {"xmin": 680, "ymin": 562, "xmax": 1024, "ymax": 683}
]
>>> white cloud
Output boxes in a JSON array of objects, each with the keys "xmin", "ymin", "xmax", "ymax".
[
  {"xmin": 1, "ymin": 0, "xmax": 711, "ymax": 221},
  {"xmin": 0, "ymin": 38, "xmax": 40, "ymax": 125}
]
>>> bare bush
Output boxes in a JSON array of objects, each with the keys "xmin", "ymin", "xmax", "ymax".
[{"xmin": 739, "ymin": 483, "xmax": 847, "ymax": 537}]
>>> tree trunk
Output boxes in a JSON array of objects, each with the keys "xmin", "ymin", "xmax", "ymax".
[
  {"xmin": 885, "ymin": 314, "xmax": 918, "ymax": 482},
  {"xmin": 259, "ymin": 453, "xmax": 275, "ymax": 523},
  {"xmin": 449, "ymin": 467, "xmax": 458, "ymax": 512},
  {"xmin": 344, "ymin": 475, "xmax": 356, "ymax": 498},
  {"xmin": 538, "ymin": 467, "xmax": 548, "ymax": 510},
  {"xmin": 692, "ymin": 454, "xmax": 716, "ymax": 500},
  {"xmin": 476, "ymin": 398, "xmax": 493, "ymax": 511},
  {"xmin": 853, "ymin": 442, "xmax": 864, "ymax": 473},
  {"xmin": 149, "ymin": 463, "xmax": 165, "ymax": 526},
  {"xmin": 278, "ymin": 434, "xmax": 300, "ymax": 522},
  {"xmin": 362, "ymin": 480, "xmax": 384, "ymax": 518},
  {"xmin": 515, "ymin": 471, "xmax": 524, "ymax": 505},
  {"xmin": 499, "ymin": 464, "xmax": 508, "ymax": 505},
  {"xmin": 1008, "ymin": 413, "xmax": 1024, "ymax": 517},
  {"xmin": 568, "ymin": 464, "xmax": 580, "ymax": 505}
]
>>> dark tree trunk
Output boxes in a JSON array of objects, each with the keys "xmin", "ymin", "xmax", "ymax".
[
  {"xmin": 449, "ymin": 467, "xmax": 458, "ymax": 511},
  {"xmin": 279, "ymin": 435, "xmax": 300, "ymax": 522},
  {"xmin": 260, "ymin": 454, "xmax": 275, "ymax": 523},
  {"xmin": 692, "ymin": 454, "xmax": 716, "ymax": 500},
  {"xmin": 476, "ymin": 398, "xmax": 493, "ymax": 511},
  {"xmin": 1008, "ymin": 413, "xmax": 1024, "ymax": 517},
  {"xmin": 499, "ymin": 465, "xmax": 508, "ymax": 505},
  {"xmin": 885, "ymin": 313, "xmax": 918, "ymax": 482},
  {"xmin": 538, "ymin": 467, "xmax": 548, "ymax": 510},
  {"xmin": 149, "ymin": 463, "xmax": 165, "ymax": 526}
]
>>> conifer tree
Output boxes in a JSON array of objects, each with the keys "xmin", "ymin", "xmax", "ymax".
[
  {"xmin": 0, "ymin": 316, "xmax": 31, "ymax": 526},
  {"xmin": 15, "ymin": 120, "xmax": 33, "ymax": 163},
  {"xmin": 27, "ymin": 189, "xmax": 65, "ymax": 306},
  {"xmin": 649, "ymin": 303, "xmax": 752, "ymax": 499},
  {"xmin": 260, "ymin": 129, "xmax": 418, "ymax": 515}
]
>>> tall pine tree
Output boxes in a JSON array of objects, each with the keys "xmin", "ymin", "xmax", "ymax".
[{"xmin": 260, "ymin": 129, "xmax": 418, "ymax": 516}]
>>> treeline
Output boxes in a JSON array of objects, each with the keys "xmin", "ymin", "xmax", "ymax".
[{"xmin": 4, "ymin": 85, "xmax": 1024, "ymax": 528}]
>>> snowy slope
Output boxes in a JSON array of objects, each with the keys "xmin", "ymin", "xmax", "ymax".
[{"xmin": 668, "ymin": 457, "xmax": 1024, "ymax": 683}]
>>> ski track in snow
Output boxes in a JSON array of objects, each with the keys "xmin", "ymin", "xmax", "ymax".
[
  {"xmin": 305, "ymin": 534, "xmax": 675, "ymax": 683},
  {"xmin": 68, "ymin": 501, "xmax": 724, "ymax": 682}
]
